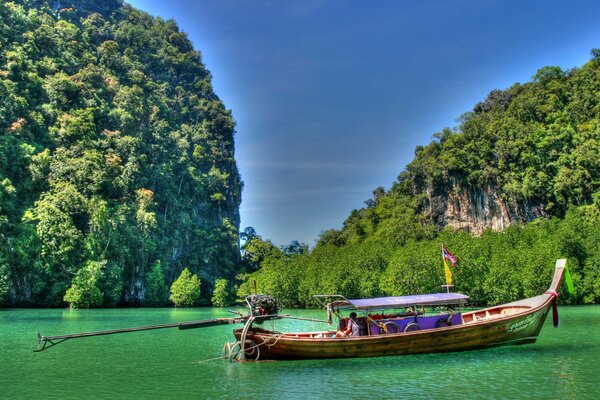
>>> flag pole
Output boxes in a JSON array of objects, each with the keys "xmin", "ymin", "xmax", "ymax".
[
  {"xmin": 441, "ymin": 243, "xmax": 444, "ymax": 264},
  {"xmin": 443, "ymin": 243, "xmax": 448, "ymax": 293}
]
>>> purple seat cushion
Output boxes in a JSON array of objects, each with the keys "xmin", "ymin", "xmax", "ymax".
[{"xmin": 369, "ymin": 313, "xmax": 462, "ymax": 335}]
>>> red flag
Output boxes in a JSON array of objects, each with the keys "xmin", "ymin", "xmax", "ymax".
[{"xmin": 442, "ymin": 245, "xmax": 458, "ymax": 267}]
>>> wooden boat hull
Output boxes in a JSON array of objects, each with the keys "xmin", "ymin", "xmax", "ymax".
[
  {"xmin": 234, "ymin": 260, "xmax": 566, "ymax": 361},
  {"xmin": 234, "ymin": 298, "xmax": 550, "ymax": 360}
]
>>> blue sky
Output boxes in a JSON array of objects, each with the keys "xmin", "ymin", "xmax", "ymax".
[{"xmin": 128, "ymin": 0, "xmax": 600, "ymax": 246}]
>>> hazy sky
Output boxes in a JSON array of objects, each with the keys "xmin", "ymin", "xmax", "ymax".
[{"xmin": 128, "ymin": 0, "xmax": 600, "ymax": 246}]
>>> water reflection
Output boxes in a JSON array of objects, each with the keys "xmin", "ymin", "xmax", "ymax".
[{"xmin": 1, "ymin": 306, "xmax": 598, "ymax": 399}]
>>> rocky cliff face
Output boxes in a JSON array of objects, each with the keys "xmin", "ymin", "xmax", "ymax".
[{"xmin": 422, "ymin": 178, "xmax": 547, "ymax": 235}]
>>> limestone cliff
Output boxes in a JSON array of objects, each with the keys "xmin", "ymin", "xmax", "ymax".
[
  {"xmin": 420, "ymin": 178, "xmax": 547, "ymax": 235},
  {"xmin": 397, "ymin": 58, "xmax": 600, "ymax": 238}
]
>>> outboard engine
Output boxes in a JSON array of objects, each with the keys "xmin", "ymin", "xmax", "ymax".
[{"xmin": 246, "ymin": 295, "xmax": 279, "ymax": 324}]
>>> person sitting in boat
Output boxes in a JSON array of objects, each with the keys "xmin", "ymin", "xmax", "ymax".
[{"xmin": 336, "ymin": 312, "xmax": 360, "ymax": 337}]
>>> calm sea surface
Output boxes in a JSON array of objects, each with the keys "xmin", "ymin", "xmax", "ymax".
[{"xmin": 1, "ymin": 306, "xmax": 599, "ymax": 399}]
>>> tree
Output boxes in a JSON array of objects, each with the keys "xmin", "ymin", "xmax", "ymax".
[
  {"xmin": 169, "ymin": 268, "xmax": 201, "ymax": 307},
  {"xmin": 63, "ymin": 260, "xmax": 104, "ymax": 308},
  {"xmin": 591, "ymin": 48, "xmax": 600, "ymax": 64},
  {"xmin": 144, "ymin": 260, "xmax": 167, "ymax": 306},
  {"xmin": 211, "ymin": 278, "xmax": 231, "ymax": 307},
  {"xmin": 240, "ymin": 226, "xmax": 258, "ymax": 244},
  {"xmin": 283, "ymin": 240, "xmax": 308, "ymax": 256},
  {"xmin": 0, "ymin": 263, "xmax": 9, "ymax": 305},
  {"xmin": 241, "ymin": 235, "xmax": 280, "ymax": 272}
]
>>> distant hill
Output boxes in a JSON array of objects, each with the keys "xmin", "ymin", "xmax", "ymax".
[
  {"xmin": 238, "ymin": 53, "xmax": 600, "ymax": 307},
  {"xmin": 0, "ymin": 0, "xmax": 242, "ymax": 306},
  {"xmin": 320, "ymin": 52, "xmax": 600, "ymax": 248}
]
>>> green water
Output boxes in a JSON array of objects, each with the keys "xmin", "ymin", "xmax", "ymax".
[{"xmin": 1, "ymin": 306, "xmax": 599, "ymax": 399}]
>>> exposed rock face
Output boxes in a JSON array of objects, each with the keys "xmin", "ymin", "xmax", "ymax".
[{"xmin": 423, "ymin": 178, "xmax": 546, "ymax": 235}]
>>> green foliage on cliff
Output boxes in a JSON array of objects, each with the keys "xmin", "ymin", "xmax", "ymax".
[
  {"xmin": 406, "ymin": 58, "xmax": 600, "ymax": 214},
  {"xmin": 316, "ymin": 53, "xmax": 600, "ymax": 250},
  {"xmin": 0, "ymin": 0, "xmax": 242, "ymax": 306},
  {"xmin": 239, "ymin": 53, "xmax": 600, "ymax": 306}
]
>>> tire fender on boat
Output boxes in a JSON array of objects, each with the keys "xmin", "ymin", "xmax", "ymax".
[
  {"xmin": 404, "ymin": 322, "xmax": 420, "ymax": 332},
  {"xmin": 383, "ymin": 321, "xmax": 399, "ymax": 334},
  {"xmin": 435, "ymin": 315, "xmax": 453, "ymax": 328}
]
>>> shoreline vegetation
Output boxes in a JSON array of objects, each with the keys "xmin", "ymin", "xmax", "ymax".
[
  {"xmin": 1, "ymin": 1, "xmax": 599, "ymax": 309},
  {"xmin": 236, "ymin": 206, "xmax": 600, "ymax": 308}
]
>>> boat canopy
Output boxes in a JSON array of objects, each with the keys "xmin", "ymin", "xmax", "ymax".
[{"xmin": 330, "ymin": 293, "xmax": 469, "ymax": 311}]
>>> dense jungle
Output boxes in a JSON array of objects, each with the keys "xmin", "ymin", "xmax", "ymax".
[{"xmin": 1, "ymin": 1, "xmax": 599, "ymax": 309}]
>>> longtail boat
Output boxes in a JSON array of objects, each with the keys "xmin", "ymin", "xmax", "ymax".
[
  {"xmin": 35, "ymin": 259, "xmax": 568, "ymax": 362},
  {"xmin": 232, "ymin": 259, "xmax": 568, "ymax": 360}
]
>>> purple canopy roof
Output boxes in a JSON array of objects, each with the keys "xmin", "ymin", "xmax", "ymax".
[{"xmin": 331, "ymin": 293, "xmax": 469, "ymax": 310}]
